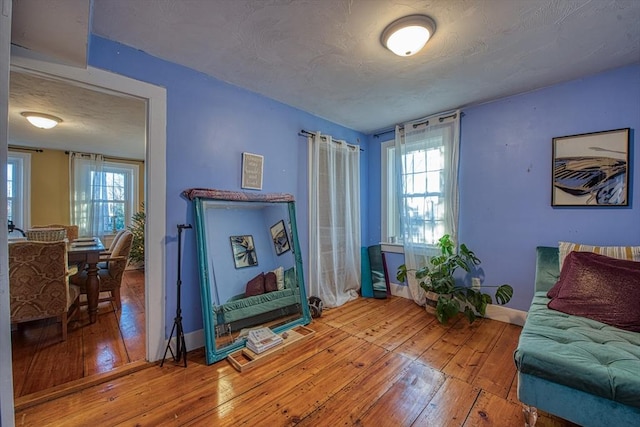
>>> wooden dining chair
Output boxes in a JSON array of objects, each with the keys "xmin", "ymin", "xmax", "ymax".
[
  {"xmin": 9, "ymin": 241, "xmax": 81, "ymax": 341},
  {"xmin": 71, "ymin": 231, "xmax": 133, "ymax": 310}
]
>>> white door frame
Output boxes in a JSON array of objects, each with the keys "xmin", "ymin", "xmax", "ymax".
[
  {"xmin": 1, "ymin": 0, "xmax": 15, "ymax": 424},
  {"xmin": 9, "ymin": 53, "xmax": 167, "ymax": 362}
]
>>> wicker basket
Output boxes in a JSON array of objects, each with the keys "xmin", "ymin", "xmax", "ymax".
[{"xmin": 26, "ymin": 228, "xmax": 67, "ymax": 242}]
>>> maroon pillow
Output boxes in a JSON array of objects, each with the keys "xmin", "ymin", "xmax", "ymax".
[
  {"xmin": 264, "ymin": 272, "xmax": 278, "ymax": 292},
  {"xmin": 245, "ymin": 273, "xmax": 265, "ymax": 297},
  {"xmin": 547, "ymin": 251, "xmax": 640, "ymax": 332}
]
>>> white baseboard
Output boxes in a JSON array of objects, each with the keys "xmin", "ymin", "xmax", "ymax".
[
  {"xmin": 163, "ymin": 328, "xmax": 205, "ymax": 355},
  {"xmin": 390, "ymin": 282, "xmax": 411, "ymax": 299},
  {"xmin": 185, "ymin": 329, "xmax": 205, "ymax": 351},
  {"xmin": 484, "ymin": 305, "xmax": 527, "ymax": 326},
  {"xmin": 389, "ymin": 283, "xmax": 527, "ymax": 327}
]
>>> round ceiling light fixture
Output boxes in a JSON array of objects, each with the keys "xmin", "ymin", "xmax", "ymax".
[
  {"xmin": 381, "ymin": 15, "xmax": 436, "ymax": 57},
  {"xmin": 20, "ymin": 111, "xmax": 63, "ymax": 129}
]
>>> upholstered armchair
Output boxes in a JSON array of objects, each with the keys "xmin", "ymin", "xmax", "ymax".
[
  {"xmin": 9, "ymin": 241, "xmax": 80, "ymax": 341},
  {"xmin": 71, "ymin": 230, "xmax": 133, "ymax": 310},
  {"xmin": 98, "ymin": 229, "xmax": 126, "ymax": 269},
  {"xmin": 31, "ymin": 224, "xmax": 79, "ymax": 242}
]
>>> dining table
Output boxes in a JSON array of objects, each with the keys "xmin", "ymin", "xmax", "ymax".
[{"xmin": 67, "ymin": 237, "xmax": 105, "ymax": 324}]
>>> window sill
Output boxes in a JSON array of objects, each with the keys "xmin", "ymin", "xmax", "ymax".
[{"xmin": 380, "ymin": 242, "xmax": 404, "ymax": 254}]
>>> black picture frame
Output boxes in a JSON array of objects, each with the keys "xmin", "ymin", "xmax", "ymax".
[
  {"xmin": 270, "ymin": 220, "xmax": 290, "ymax": 255},
  {"xmin": 552, "ymin": 128, "xmax": 630, "ymax": 207},
  {"xmin": 230, "ymin": 235, "xmax": 258, "ymax": 268}
]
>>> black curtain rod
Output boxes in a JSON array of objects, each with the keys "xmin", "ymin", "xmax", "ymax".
[
  {"xmin": 372, "ymin": 129, "xmax": 394, "ymax": 139},
  {"xmin": 8, "ymin": 145, "xmax": 43, "ymax": 153},
  {"xmin": 411, "ymin": 112, "xmax": 463, "ymax": 129},
  {"xmin": 299, "ymin": 129, "xmax": 364, "ymax": 152},
  {"xmin": 65, "ymin": 151, "xmax": 145, "ymax": 163},
  {"xmin": 373, "ymin": 111, "xmax": 466, "ymax": 138}
]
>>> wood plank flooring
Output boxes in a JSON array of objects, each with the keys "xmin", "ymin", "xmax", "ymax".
[
  {"xmin": 11, "ymin": 269, "xmax": 145, "ymax": 398},
  {"xmin": 14, "ymin": 296, "xmax": 578, "ymax": 426}
]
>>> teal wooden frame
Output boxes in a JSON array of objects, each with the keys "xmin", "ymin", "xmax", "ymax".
[{"xmin": 192, "ymin": 192, "xmax": 311, "ymax": 365}]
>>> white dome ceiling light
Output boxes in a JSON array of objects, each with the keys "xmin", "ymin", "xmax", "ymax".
[
  {"xmin": 21, "ymin": 112, "xmax": 63, "ymax": 129},
  {"xmin": 381, "ymin": 15, "xmax": 436, "ymax": 57}
]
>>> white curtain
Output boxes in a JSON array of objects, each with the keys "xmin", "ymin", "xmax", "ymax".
[
  {"xmin": 308, "ymin": 132, "xmax": 361, "ymax": 308},
  {"xmin": 69, "ymin": 152, "xmax": 107, "ymax": 238},
  {"xmin": 395, "ymin": 111, "xmax": 460, "ymax": 305}
]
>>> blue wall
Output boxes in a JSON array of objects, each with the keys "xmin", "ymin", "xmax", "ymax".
[
  {"xmin": 368, "ymin": 63, "xmax": 640, "ymax": 311},
  {"xmin": 203, "ymin": 203, "xmax": 295, "ymax": 304},
  {"xmin": 90, "ymin": 32, "xmax": 638, "ymax": 323},
  {"xmin": 88, "ymin": 35, "xmax": 368, "ymax": 335}
]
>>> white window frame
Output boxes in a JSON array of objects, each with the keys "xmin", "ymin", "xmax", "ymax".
[
  {"xmin": 381, "ymin": 139, "xmax": 398, "ymax": 243},
  {"xmin": 7, "ymin": 151, "xmax": 31, "ymax": 232},
  {"xmin": 99, "ymin": 161, "xmax": 139, "ymax": 233},
  {"xmin": 74, "ymin": 159, "xmax": 139, "ymax": 235},
  {"xmin": 381, "ymin": 135, "xmax": 447, "ymax": 248}
]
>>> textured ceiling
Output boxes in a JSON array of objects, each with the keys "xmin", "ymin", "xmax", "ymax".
[
  {"xmin": 9, "ymin": 72, "xmax": 146, "ymax": 159},
  {"xmin": 9, "ymin": 0, "xmax": 640, "ymax": 156},
  {"xmin": 91, "ymin": 0, "xmax": 640, "ymax": 133}
]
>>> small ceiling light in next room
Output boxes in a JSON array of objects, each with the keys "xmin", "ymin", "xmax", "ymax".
[
  {"xmin": 20, "ymin": 112, "xmax": 63, "ymax": 129},
  {"xmin": 381, "ymin": 15, "xmax": 436, "ymax": 57}
]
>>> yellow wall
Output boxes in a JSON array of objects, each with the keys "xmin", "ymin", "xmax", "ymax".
[
  {"xmin": 30, "ymin": 149, "xmax": 69, "ymax": 225},
  {"xmin": 12, "ymin": 148, "xmax": 145, "ymax": 227}
]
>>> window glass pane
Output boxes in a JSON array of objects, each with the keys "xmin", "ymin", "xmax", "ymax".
[
  {"xmin": 426, "ymin": 147, "xmax": 443, "ymax": 170},
  {"xmin": 381, "ymin": 132, "xmax": 451, "ymax": 246},
  {"xmin": 77, "ymin": 163, "xmax": 136, "ymax": 235},
  {"xmin": 7, "ymin": 155, "xmax": 29, "ymax": 228},
  {"xmin": 393, "ymin": 137, "xmax": 446, "ymax": 245},
  {"xmin": 95, "ymin": 171, "xmax": 126, "ymax": 230},
  {"xmin": 426, "ymin": 171, "xmax": 440, "ymax": 193},
  {"xmin": 413, "ymin": 172, "xmax": 427, "ymax": 194}
]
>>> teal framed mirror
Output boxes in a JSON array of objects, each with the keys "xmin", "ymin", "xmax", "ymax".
[{"xmin": 184, "ymin": 189, "xmax": 311, "ymax": 364}]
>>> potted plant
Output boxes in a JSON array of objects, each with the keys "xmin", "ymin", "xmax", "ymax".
[
  {"xmin": 128, "ymin": 203, "xmax": 145, "ymax": 268},
  {"xmin": 396, "ymin": 234, "xmax": 513, "ymax": 324}
]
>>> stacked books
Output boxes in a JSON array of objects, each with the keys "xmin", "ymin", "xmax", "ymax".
[{"xmin": 246, "ymin": 327, "xmax": 283, "ymax": 354}]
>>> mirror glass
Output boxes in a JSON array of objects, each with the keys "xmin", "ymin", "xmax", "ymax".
[{"xmin": 188, "ymin": 189, "xmax": 311, "ymax": 364}]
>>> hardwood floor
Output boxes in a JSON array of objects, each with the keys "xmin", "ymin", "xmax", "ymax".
[
  {"xmin": 11, "ymin": 269, "xmax": 145, "ymax": 399},
  {"xmin": 14, "ymin": 296, "xmax": 578, "ymax": 426}
]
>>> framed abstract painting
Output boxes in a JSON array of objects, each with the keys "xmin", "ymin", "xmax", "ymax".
[
  {"xmin": 270, "ymin": 220, "xmax": 290, "ymax": 255},
  {"xmin": 230, "ymin": 235, "xmax": 258, "ymax": 268},
  {"xmin": 552, "ymin": 128, "xmax": 630, "ymax": 207}
]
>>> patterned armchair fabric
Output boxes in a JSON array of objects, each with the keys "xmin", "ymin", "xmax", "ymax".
[
  {"xmin": 9, "ymin": 241, "xmax": 80, "ymax": 341},
  {"xmin": 72, "ymin": 231, "xmax": 133, "ymax": 310},
  {"xmin": 31, "ymin": 224, "xmax": 79, "ymax": 242},
  {"xmin": 98, "ymin": 229, "xmax": 126, "ymax": 269}
]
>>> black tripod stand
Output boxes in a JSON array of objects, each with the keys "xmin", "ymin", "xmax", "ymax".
[{"xmin": 161, "ymin": 224, "xmax": 192, "ymax": 367}]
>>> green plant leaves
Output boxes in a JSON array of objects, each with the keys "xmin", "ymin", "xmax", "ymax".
[
  {"xmin": 128, "ymin": 203, "xmax": 145, "ymax": 265},
  {"xmin": 495, "ymin": 284, "xmax": 514, "ymax": 305},
  {"xmin": 436, "ymin": 295, "xmax": 460, "ymax": 324},
  {"xmin": 459, "ymin": 243, "xmax": 481, "ymax": 266},
  {"xmin": 396, "ymin": 234, "xmax": 514, "ymax": 325},
  {"xmin": 463, "ymin": 306, "xmax": 477, "ymax": 323},
  {"xmin": 396, "ymin": 264, "xmax": 407, "ymax": 282}
]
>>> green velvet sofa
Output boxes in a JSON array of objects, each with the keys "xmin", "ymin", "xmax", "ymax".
[
  {"xmin": 213, "ymin": 267, "xmax": 300, "ymax": 331},
  {"xmin": 514, "ymin": 246, "xmax": 640, "ymax": 426}
]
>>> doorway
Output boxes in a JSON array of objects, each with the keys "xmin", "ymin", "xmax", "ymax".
[{"xmin": 7, "ymin": 53, "xmax": 166, "ymax": 400}]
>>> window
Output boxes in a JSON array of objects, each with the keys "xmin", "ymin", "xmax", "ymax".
[
  {"xmin": 7, "ymin": 151, "xmax": 31, "ymax": 230},
  {"xmin": 91, "ymin": 164, "xmax": 138, "ymax": 232},
  {"xmin": 72, "ymin": 157, "xmax": 139, "ymax": 236},
  {"xmin": 381, "ymin": 140, "xmax": 398, "ymax": 242},
  {"xmin": 382, "ymin": 139, "xmax": 446, "ymax": 245}
]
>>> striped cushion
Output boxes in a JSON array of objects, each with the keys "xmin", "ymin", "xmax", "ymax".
[{"xmin": 559, "ymin": 241, "xmax": 640, "ymax": 269}]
